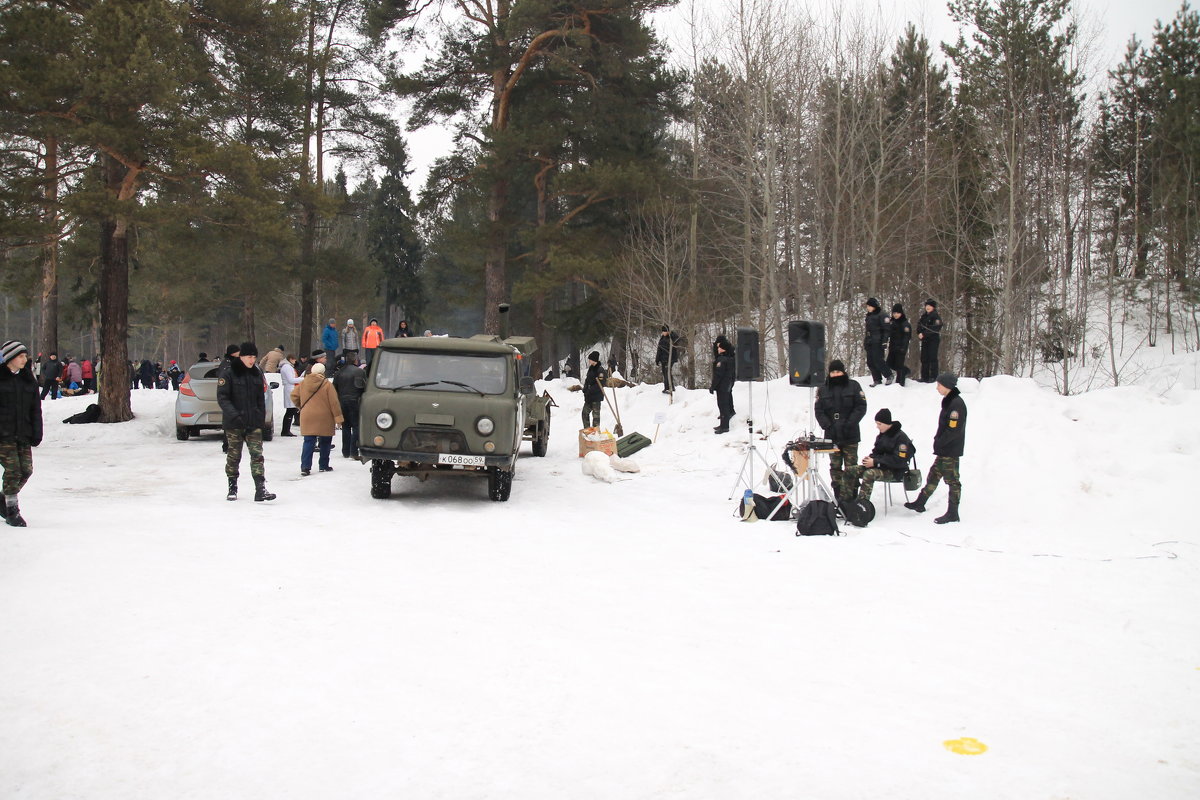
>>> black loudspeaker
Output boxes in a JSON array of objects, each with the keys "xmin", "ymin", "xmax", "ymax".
[
  {"xmin": 735, "ymin": 326, "xmax": 760, "ymax": 382},
  {"xmin": 788, "ymin": 320, "xmax": 826, "ymax": 387}
]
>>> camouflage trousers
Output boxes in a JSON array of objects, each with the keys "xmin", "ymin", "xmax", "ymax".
[
  {"xmin": 917, "ymin": 456, "xmax": 961, "ymax": 505},
  {"xmin": 0, "ymin": 440, "xmax": 34, "ymax": 497},
  {"xmin": 842, "ymin": 464, "xmax": 901, "ymax": 502},
  {"xmin": 225, "ymin": 429, "xmax": 265, "ymax": 480},
  {"xmin": 581, "ymin": 401, "xmax": 602, "ymax": 429},
  {"xmin": 828, "ymin": 443, "xmax": 858, "ymax": 499}
]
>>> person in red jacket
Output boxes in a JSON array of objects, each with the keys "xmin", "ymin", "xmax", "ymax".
[{"xmin": 362, "ymin": 318, "xmax": 385, "ymax": 366}]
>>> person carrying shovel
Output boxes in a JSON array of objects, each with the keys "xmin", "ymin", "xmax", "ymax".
[{"xmin": 581, "ymin": 350, "xmax": 608, "ymax": 429}]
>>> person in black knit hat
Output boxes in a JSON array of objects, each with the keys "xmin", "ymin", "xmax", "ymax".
[
  {"xmin": 863, "ymin": 298, "xmax": 891, "ymax": 386},
  {"xmin": 886, "ymin": 303, "xmax": 912, "ymax": 386},
  {"xmin": 906, "ymin": 372, "xmax": 966, "ymax": 523},
  {"xmin": 917, "ymin": 299, "xmax": 943, "ymax": 382},
  {"xmin": 217, "ymin": 341, "xmax": 276, "ymax": 503},
  {"xmin": 814, "ymin": 358, "xmax": 866, "ymax": 500},
  {"xmin": 841, "ymin": 407, "xmax": 915, "ymax": 522},
  {"xmin": 581, "ymin": 351, "xmax": 607, "ymax": 429},
  {"xmin": 0, "ymin": 341, "xmax": 41, "ymax": 526}
]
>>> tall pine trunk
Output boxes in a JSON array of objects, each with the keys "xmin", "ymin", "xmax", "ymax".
[{"xmin": 98, "ymin": 156, "xmax": 133, "ymax": 422}]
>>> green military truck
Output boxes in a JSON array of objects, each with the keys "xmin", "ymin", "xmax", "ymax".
[{"xmin": 358, "ymin": 333, "xmax": 552, "ymax": 501}]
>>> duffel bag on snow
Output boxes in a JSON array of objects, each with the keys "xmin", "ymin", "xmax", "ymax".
[{"xmin": 795, "ymin": 499, "xmax": 839, "ymax": 536}]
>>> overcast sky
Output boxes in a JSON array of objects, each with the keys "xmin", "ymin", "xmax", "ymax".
[{"xmin": 400, "ymin": 0, "xmax": 1190, "ymax": 187}]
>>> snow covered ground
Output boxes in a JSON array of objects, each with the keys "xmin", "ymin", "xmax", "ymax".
[{"xmin": 2, "ymin": 356, "xmax": 1198, "ymax": 799}]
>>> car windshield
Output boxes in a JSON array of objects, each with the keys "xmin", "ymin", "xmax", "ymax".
[{"xmin": 374, "ymin": 351, "xmax": 508, "ymax": 394}]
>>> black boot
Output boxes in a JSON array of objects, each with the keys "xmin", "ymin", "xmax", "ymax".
[
  {"xmin": 904, "ymin": 494, "xmax": 928, "ymax": 513},
  {"xmin": 254, "ymin": 478, "xmax": 276, "ymax": 502},
  {"xmin": 226, "ymin": 477, "xmax": 238, "ymax": 501},
  {"xmin": 934, "ymin": 501, "xmax": 959, "ymax": 524},
  {"xmin": 5, "ymin": 501, "xmax": 26, "ymax": 527}
]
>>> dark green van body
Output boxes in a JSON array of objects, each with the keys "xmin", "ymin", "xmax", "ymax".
[{"xmin": 358, "ymin": 335, "xmax": 551, "ymax": 501}]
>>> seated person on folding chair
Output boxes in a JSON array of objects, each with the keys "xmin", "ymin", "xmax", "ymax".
[{"xmin": 842, "ymin": 408, "xmax": 914, "ymax": 512}]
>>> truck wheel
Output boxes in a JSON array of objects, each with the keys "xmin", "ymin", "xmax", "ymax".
[
  {"xmin": 488, "ymin": 467, "xmax": 513, "ymax": 501},
  {"xmin": 370, "ymin": 459, "xmax": 393, "ymax": 499},
  {"xmin": 531, "ymin": 409, "xmax": 550, "ymax": 457},
  {"xmin": 176, "ymin": 426, "xmax": 190, "ymax": 441}
]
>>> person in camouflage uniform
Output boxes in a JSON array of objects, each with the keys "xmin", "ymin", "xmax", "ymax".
[
  {"xmin": 906, "ymin": 372, "xmax": 966, "ymax": 523},
  {"xmin": 0, "ymin": 341, "xmax": 42, "ymax": 527},
  {"xmin": 813, "ymin": 359, "xmax": 867, "ymax": 500},
  {"xmin": 217, "ymin": 341, "xmax": 276, "ymax": 502},
  {"xmin": 842, "ymin": 408, "xmax": 914, "ymax": 504}
]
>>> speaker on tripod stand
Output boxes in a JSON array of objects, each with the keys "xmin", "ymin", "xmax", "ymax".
[{"xmin": 788, "ymin": 320, "xmax": 825, "ymax": 387}]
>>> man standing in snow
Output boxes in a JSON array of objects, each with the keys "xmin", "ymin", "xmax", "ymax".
[
  {"xmin": 814, "ymin": 359, "xmax": 867, "ymax": 500},
  {"xmin": 906, "ymin": 372, "xmax": 966, "ymax": 523},
  {"xmin": 886, "ymin": 304, "xmax": 912, "ymax": 386},
  {"xmin": 217, "ymin": 341, "xmax": 276, "ymax": 503},
  {"xmin": 710, "ymin": 336, "xmax": 735, "ymax": 434},
  {"xmin": 0, "ymin": 341, "xmax": 42, "ymax": 527},
  {"xmin": 361, "ymin": 318, "xmax": 385, "ymax": 366},
  {"xmin": 333, "ymin": 355, "xmax": 366, "ymax": 458},
  {"xmin": 863, "ymin": 299, "xmax": 891, "ymax": 387},
  {"xmin": 917, "ymin": 300, "xmax": 943, "ymax": 383},
  {"xmin": 655, "ymin": 325, "xmax": 681, "ymax": 393},
  {"xmin": 321, "ymin": 318, "xmax": 339, "ymax": 364}
]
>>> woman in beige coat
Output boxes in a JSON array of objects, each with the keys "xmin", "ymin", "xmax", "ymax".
[{"xmin": 291, "ymin": 362, "xmax": 344, "ymax": 476}]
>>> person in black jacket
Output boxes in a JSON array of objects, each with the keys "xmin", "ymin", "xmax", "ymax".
[
  {"xmin": 842, "ymin": 408, "xmax": 914, "ymax": 507},
  {"xmin": 709, "ymin": 336, "xmax": 735, "ymax": 433},
  {"xmin": 863, "ymin": 298, "xmax": 892, "ymax": 386},
  {"xmin": 886, "ymin": 303, "xmax": 913, "ymax": 386},
  {"xmin": 917, "ymin": 299, "xmax": 943, "ymax": 383},
  {"xmin": 216, "ymin": 341, "xmax": 276, "ymax": 503},
  {"xmin": 581, "ymin": 350, "xmax": 608, "ymax": 429},
  {"xmin": 813, "ymin": 359, "xmax": 867, "ymax": 499},
  {"xmin": 0, "ymin": 341, "xmax": 42, "ymax": 527},
  {"xmin": 40, "ymin": 352, "xmax": 62, "ymax": 400},
  {"xmin": 655, "ymin": 325, "xmax": 682, "ymax": 393},
  {"xmin": 333, "ymin": 355, "xmax": 366, "ymax": 458},
  {"xmin": 905, "ymin": 372, "xmax": 966, "ymax": 523}
]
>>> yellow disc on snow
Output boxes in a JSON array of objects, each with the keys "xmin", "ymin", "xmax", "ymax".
[{"xmin": 943, "ymin": 737, "xmax": 988, "ymax": 755}]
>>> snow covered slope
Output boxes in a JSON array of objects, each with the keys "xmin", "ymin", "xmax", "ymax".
[{"xmin": 1, "ymin": 365, "xmax": 1197, "ymax": 799}]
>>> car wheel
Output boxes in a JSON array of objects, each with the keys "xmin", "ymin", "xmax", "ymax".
[
  {"xmin": 175, "ymin": 426, "xmax": 190, "ymax": 441},
  {"xmin": 488, "ymin": 466, "xmax": 513, "ymax": 502},
  {"xmin": 370, "ymin": 459, "xmax": 393, "ymax": 499},
  {"xmin": 532, "ymin": 409, "xmax": 550, "ymax": 457}
]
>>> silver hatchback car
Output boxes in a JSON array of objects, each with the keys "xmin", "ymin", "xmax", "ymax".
[{"xmin": 175, "ymin": 361, "xmax": 276, "ymax": 440}]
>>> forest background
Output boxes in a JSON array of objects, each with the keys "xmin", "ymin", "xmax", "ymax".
[{"xmin": 1, "ymin": 0, "xmax": 1197, "ymax": 421}]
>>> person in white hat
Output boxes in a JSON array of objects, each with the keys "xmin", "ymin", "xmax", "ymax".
[
  {"xmin": 0, "ymin": 341, "xmax": 42, "ymax": 526},
  {"xmin": 340, "ymin": 319, "xmax": 360, "ymax": 362}
]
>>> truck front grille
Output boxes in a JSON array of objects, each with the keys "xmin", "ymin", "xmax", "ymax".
[{"xmin": 399, "ymin": 427, "xmax": 469, "ymax": 454}]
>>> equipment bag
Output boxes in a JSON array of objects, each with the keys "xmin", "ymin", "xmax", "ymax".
[
  {"xmin": 752, "ymin": 493, "xmax": 792, "ymax": 521},
  {"xmin": 616, "ymin": 432, "xmax": 652, "ymax": 458},
  {"xmin": 795, "ymin": 499, "xmax": 840, "ymax": 536}
]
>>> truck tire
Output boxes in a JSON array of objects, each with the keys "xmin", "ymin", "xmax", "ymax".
[
  {"xmin": 488, "ymin": 466, "xmax": 513, "ymax": 501},
  {"xmin": 176, "ymin": 426, "xmax": 190, "ymax": 441},
  {"xmin": 370, "ymin": 459, "xmax": 393, "ymax": 499},
  {"xmin": 532, "ymin": 409, "xmax": 550, "ymax": 457}
]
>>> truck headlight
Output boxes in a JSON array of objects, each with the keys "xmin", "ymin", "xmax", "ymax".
[
  {"xmin": 476, "ymin": 416, "xmax": 494, "ymax": 435},
  {"xmin": 376, "ymin": 411, "xmax": 394, "ymax": 430}
]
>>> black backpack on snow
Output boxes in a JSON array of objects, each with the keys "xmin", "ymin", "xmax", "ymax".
[{"xmin": 795, "ymin": 499, "xmax": 840, "ymax": 536}]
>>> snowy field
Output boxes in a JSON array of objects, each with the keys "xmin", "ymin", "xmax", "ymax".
[{"xmin": 2, "ymin": 354, "xmax": 1198, "ymax": 799}]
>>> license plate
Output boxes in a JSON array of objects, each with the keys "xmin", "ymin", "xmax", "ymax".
[{"xmin": 438, "ymin": 453, "xmax": 485, "ymax": 467}]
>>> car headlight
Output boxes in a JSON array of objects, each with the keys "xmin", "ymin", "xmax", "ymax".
[
  {"xmin": 376, "ymin": 411, "xmax": 394, "ymax": 430},
  {"xmin": 476, "ymin": 416, "xmax": 494, "ymax": 435}
]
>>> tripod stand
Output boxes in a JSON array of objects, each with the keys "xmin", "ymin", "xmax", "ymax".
[{"xmin": 727, "ymin": 380, "xmax": 784, "ymax": 500}]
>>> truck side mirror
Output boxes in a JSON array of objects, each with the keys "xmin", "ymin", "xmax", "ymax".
[{"xmin": 519, "ymin": 375, "xmax": 535, "ymax": 395}]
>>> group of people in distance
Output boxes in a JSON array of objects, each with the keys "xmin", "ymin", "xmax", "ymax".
[
  {"xmin": 863, "ymin": 298, "xmax": 943, "ymax": 387},
  {"xmin": 814, "ymin": 359, "xmax": 966, "ymax": 525}
]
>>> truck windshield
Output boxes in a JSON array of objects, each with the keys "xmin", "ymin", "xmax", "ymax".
[{"xmin": 374, "ymin": 351, "xmax": 508, "ymax": 394}]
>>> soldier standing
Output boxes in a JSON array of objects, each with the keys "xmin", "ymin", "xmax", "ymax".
[
  {"xmin": 813, "ymin": 359, "xmax": 867, "ymax": 500},
  {"xmin": 863, "ymin": 299, "xmax": 891, "ymax": 386},
  {"xmin": 906, "ymin": 372, "xmax": 965, "ymax": 523},
  {"xmin": 709, "ymin": 336, "xmax": 735, "ymax": 434},
  {"xmin": 217, "ymin": 341, "xmax": 277, "ymax": 502},
  {"xmin": 886, "ymin": 304, "xmax": 912, "ymax": 386},
  {"xmin": 917, "ymin": 300, "xmax": 943, "ymax": 383},
  {"xmin": 655, "ymin": 325, "xmax": 681, "ymax": 393}
]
